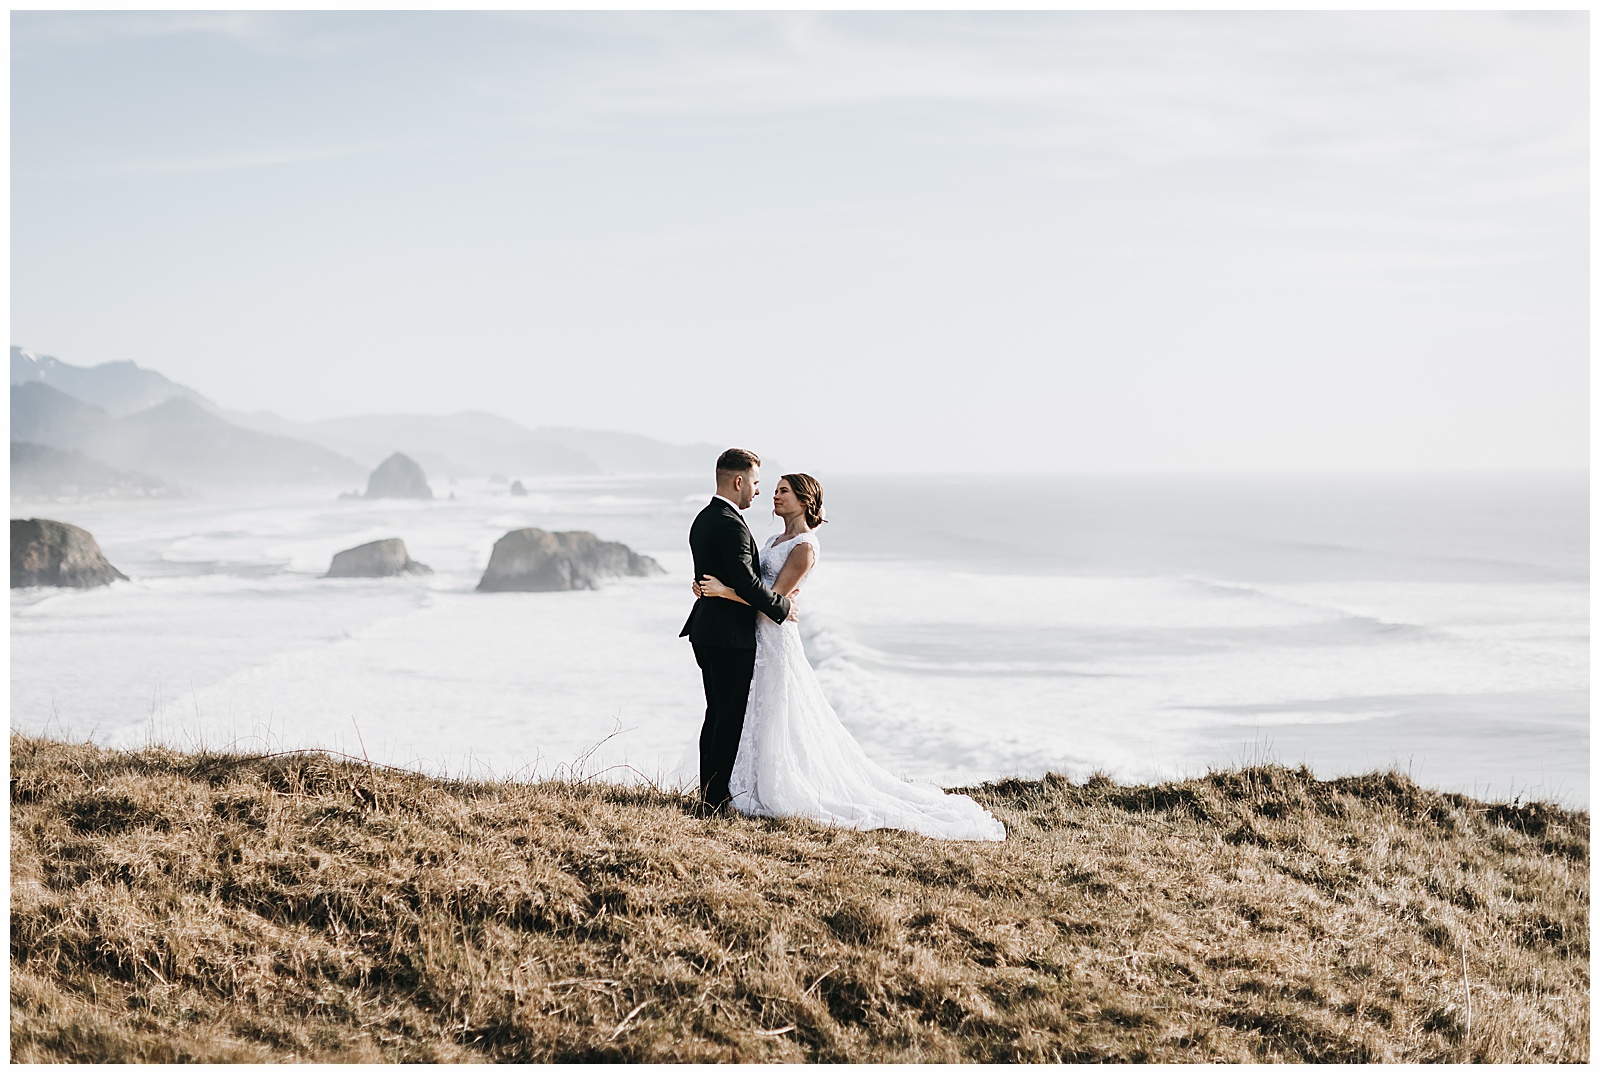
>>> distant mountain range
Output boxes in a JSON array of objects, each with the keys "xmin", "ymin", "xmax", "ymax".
[
  {"xmin": 11, "ymin": 347, "xmax": 208, "ymax": 416},
  {"xmin": 11, "ymin": 381, "xmax": 364, "ymax": 488},
  {"xmin": 10, "ymin": 441, "xmax": 172, "ymax": 499},
  {"xmin": 10, "ymin": 346, "xmax": 718, "ymax": 495},
  {"xmin": 224, "ymin": 412, "xmax": 717, "ymax": 478},
  {"xmin": 226, "ymin": 411, "xmax": 597, "ymax": 478}
]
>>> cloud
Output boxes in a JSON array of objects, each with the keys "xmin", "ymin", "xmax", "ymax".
[
  {"xmin": 19, "ymin": 12, "xmax": 1586, "ymax": 181},
  {"xmin": 11, "ymin": 10, "xmax": 384, "ymax": 59},
  {"xmin": 446, "ymin": 10, "xmax": 1584, "ymax": 188},
  {"xmin": 10, "ymin": 10, "xmax": 1586, "ymax": 475},
  {"xmin": 112, "ymin": 141, "xmax": 419, "ymax": 178},
  {"xmin": 12, "ymin": 11, "xmax": 275, "ymax": 47}
]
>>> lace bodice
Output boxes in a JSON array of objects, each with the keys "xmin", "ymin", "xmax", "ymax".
[{"xmin": 759, "ymin": 531, "xmax": 818, "ymax": 587}]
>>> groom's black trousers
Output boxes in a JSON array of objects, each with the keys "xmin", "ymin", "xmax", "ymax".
[{"xmin": 693, "ymin": 643, "xmax": 756, "ymax": 809}]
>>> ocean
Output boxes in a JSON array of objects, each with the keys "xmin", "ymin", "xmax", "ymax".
[{"xmin": 9, "ymin": 471, "xmax": 1589, "ymax": 805}]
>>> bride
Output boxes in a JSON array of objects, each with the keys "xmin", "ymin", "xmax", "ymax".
[{"xmin": 694, "ymin": 473, "xmax": 1005, "ymax": 842}]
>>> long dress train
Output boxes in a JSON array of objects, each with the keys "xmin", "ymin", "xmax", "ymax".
[{"xmin": 726, "ymin": 531, "xmax": 1005, "ymax": 841}]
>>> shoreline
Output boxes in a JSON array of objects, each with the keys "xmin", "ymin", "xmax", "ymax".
[{"xmin": 11, "ymin": 473, "xmax": 1588, "ymax": 812}]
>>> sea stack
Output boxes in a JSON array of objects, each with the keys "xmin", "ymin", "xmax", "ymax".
[
  {"xmin": 476, "ymin": 528, "xmax": 664, "ymax": 592},
  {"xmin": 324, "ymin": 538, "xmax": 432, "ymax": 578},
  {"xmin": 363, "ymin": 452, "xmax": 432, "ymax": 499},
  {"xmin": 11, "ymin": 518, "xmax": 128, "ymax": 588}
]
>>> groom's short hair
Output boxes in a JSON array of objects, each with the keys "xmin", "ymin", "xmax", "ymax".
[{"xmin": 716, "ymin": 448, "xmax": 761, "ymax": 475}]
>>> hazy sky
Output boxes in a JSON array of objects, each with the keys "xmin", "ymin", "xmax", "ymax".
[{"xmin": 11, "ymin": 11, "xmax": 1588, "ymax": 473}]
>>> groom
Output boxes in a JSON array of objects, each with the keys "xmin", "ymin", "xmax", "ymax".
[{"xmin": 681, "ymin": 448, "xmax": 794, "ymax": 811}]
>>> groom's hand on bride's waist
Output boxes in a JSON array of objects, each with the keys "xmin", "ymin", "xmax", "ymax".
[{"xmin": 786, "ymin": 589, "xmax": 800, "ymax": 621}]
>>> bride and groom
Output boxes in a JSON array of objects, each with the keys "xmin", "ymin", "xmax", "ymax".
[{"xmin": 680, "ymin": 448, "xmax": 1005, "ymax": 842}]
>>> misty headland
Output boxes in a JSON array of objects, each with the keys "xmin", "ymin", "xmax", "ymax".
[{"xmin": 11, "ymin": 345, "xmax": 713, "ymax": 492}]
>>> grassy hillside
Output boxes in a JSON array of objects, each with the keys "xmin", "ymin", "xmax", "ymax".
[{"xmin": 10, "ymin": 733, "xmax": 1588, "ymax": 1062}]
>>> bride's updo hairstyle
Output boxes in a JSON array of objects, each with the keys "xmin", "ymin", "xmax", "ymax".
[{"xmin": 781, "ymin": 473, "xmax": 827, "ymax": 528}]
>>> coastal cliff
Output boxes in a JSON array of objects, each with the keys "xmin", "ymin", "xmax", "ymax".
[{"xmin": 9, "ymin": 735, "xmax": 1588, "ymax": 1062}]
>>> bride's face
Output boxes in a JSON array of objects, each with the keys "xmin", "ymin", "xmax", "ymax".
[{"xmin": 771, "ymin": 480, "xmax": 801, "ymax": 521}]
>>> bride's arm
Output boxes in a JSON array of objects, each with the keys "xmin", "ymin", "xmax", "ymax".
[
  {"xmin": 695, "ymin": 576, "xmax": 750, "ymax": 605},
  {"xmin": 770, "ymin": 543, "xmax": 814, "ymax": 597},
  {"xmin": 699, "ymin": 543, "xmax": 813, "ymax": 602}
]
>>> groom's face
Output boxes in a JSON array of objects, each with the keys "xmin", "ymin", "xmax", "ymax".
[{"xmin": 738, "ymin": 466, "xmax": 760, "ymax": 510}]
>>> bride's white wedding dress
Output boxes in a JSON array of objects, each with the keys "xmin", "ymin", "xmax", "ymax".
[{"xmin": 726, "ymin": 531, "xmax": 1006, "ymax": 841}]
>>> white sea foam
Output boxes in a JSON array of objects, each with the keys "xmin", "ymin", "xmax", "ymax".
[{"xmin": 9, "ymin": 473, "xmax": 1589, "ymax": 804}]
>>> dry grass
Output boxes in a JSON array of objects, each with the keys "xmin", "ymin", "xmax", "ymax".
[{"xmin": 10, "ymin": 732, "xmax": 1589, "ymax": 1062}]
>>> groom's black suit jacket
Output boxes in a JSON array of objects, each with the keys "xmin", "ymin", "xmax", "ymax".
[{"xmin": 680, "ymin": 498, "xmax": 792, "ymax": 648}]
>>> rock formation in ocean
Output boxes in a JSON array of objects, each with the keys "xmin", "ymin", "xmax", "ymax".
[
  {"xmin": 476, "ymin": 528, "xmax": 664, "ymax": 592},
  {"xmin": 363, "ymin": 452, "xmax": 433, "ymax": 500},
  {"xmin": 324, "ymin": 538, "xmax": 432, "ymax": 578},
  {"xmin": 11, "ymin": 518, "xmax": 129, "ymax": 588},
  {"xmin": 510, "ymin": 480, "xmax": 528, "ymax": 496}
]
